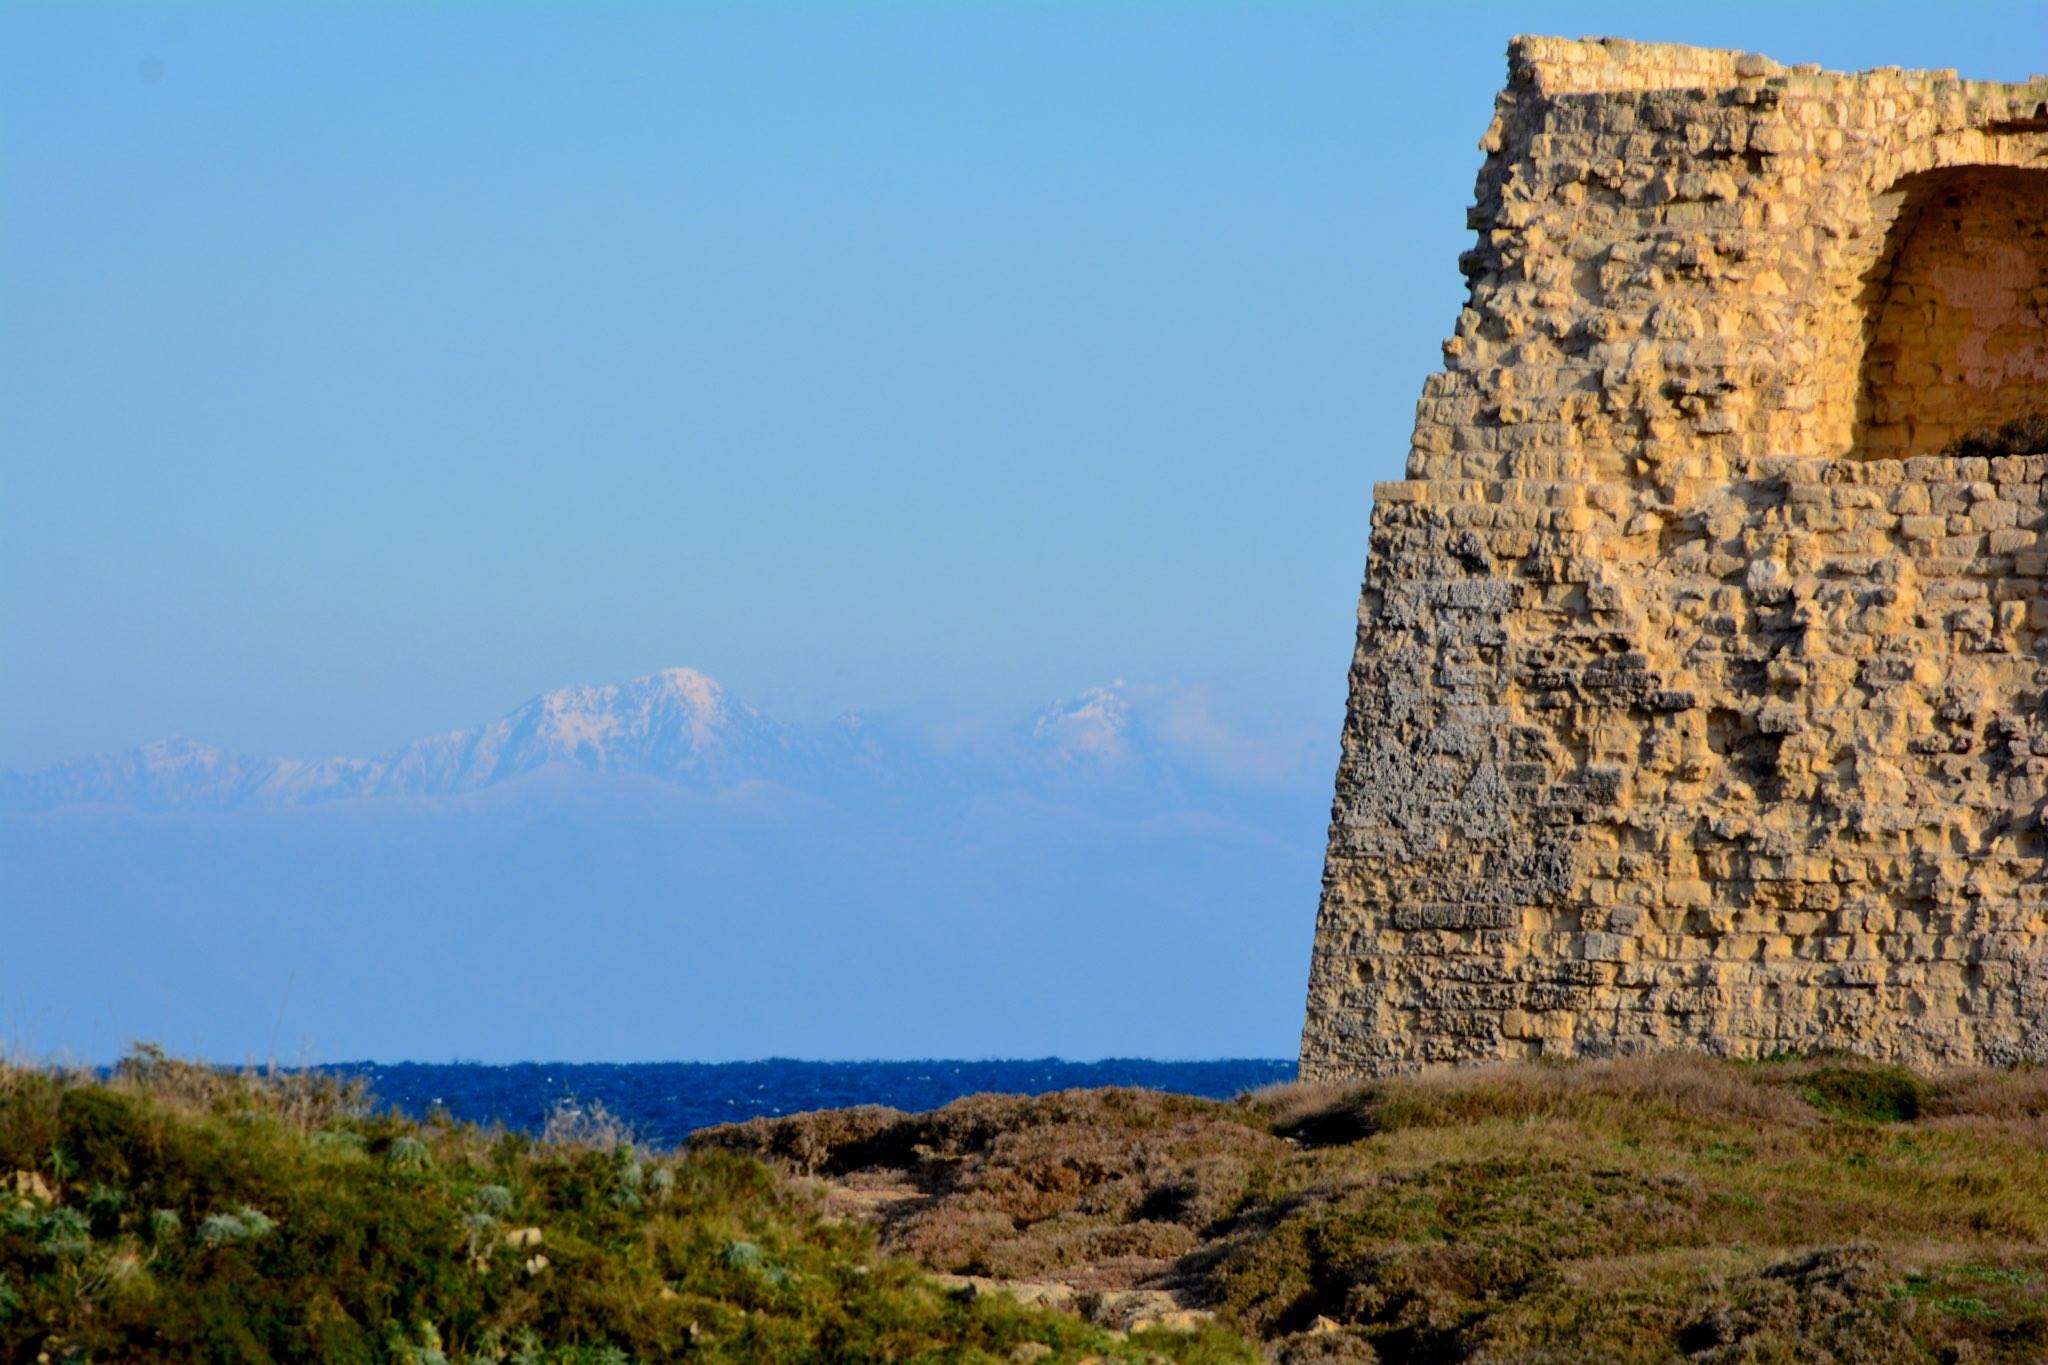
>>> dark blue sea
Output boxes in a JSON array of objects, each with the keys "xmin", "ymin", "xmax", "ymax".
[{"xmin": 330, "ymin": 1058, "xmax": 1296, "ymax": 1149}]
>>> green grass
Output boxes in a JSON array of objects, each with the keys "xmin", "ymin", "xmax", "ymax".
[
  {"xmin": 705, "ymin": 1052, "xmax": 2048, "ymax": 1363},
  {"xmin": 0, "ymin": 1048, "xmax": 1255, "ymax": 1364},
  {"xmin": 1788, "ymin": 1062, "xmax": 1928, "ymax": 1123}
]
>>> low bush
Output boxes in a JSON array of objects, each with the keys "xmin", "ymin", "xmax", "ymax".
[{"xmin": 1782, "ymin": 1061, "xmax": 1928, "ymax": 1123}]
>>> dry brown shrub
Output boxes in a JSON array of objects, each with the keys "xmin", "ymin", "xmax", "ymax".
[
  {"xmin": 695, "ymin": 1087, "xmax": 1275, "ymax": 1207},
  {"xmin": 1125, "ymin": 1153, "xmax": 1260, "ymax": 1231},
  {"xmin": 1924, "ymin": 1066, "xmax": 2048, "ymax": 1120},
  {"xmin": 966, "ymin": 1126, "xmax": 1153, "ymax": 1220},
  {"xmin": 1273, "ymin": 1326, "xmax": 1380, "ymax": 1364},
  {"xmin": 1242, "ymin": 1054, "xmax": 1818, "ymax": 1149},
  {"xmin": 714, "ymin": 1086, "xmax": 1285, "ymax": 1286},
  {"xmin": 538, "ymin": 1097, "xmax": 635, "ymax": 1152},
  {"xmin": 909, "ymin": 1089, "xmax": 1245, "ymax": 1159},
  {"xmin": 978, "ymin": 1218, "xmax": 1199, "ymax": 1279},
  {"xmin": 1241, "ymin": 1081, "xmax": 1361, "ymax": 1132},
  {"xmin": 1672, "ymin": 1243, "xmax": 1910, "ymax": 1363},
  {"xmin": 1070, "ymin": 1172, "xmax": 1149, "ymax": 1222},
  {"xmin": 694, "ymin": 1104, "xmax": 908, "ymax": 1174},
  {"xmin": 1366, "ymin": 1053, "xmax": 1818, "ymax": 1132},
  {"xmin": 103, "ymin": 1044, "xmax": 368, "ymax": 1131},
  {"xmin": 890, "ymin": 1205, "xmax": 1021, "ymax": 1274},
  {"xmin": 687, "ymin": 1061, "xmax": 2048, "ymax": 1358},
  {"xmin": 696, "ymin": 1090, "xmax": 1126, "ymax": 1176},
  {"xmin": 951, "ymin": 1112, "xmax": 1281, "ymax": 1230}
]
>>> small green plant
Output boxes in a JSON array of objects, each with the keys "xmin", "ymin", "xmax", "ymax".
[
  {"xmin": 1938, "ymin": 1297, "xmax": 2003, "ymax": 1322},
  {"xmin": 385, "ymin": 1134, "xmax": 433, "ymax": 1173},
  {"xmin": 310, "ymin": 1128, "xmax": 369, "ymax": 1157},
  {"xmin": 197, "ymin": 1207, "xmax": 273, "ymax": 1246},
  {"xmin": 460, "ymin": 1209, "xmax": 499, "ymax": 1255},
  {"xmin": 196, "ymin": 1213, "xmax": 244, "ymax": 1245},
  {"xmin": 37, "ymin": 1208, "xmax": 91, "ymax": 1259},
  {"xmin": 471, "ymin": 1183, "xmax": 515, "ymax": 1217},
  {"xmin": 80, "ymin": 1183, "xmax": 126, "ymax": 1233},
  {"xmin": 386, "ymin": 1319, "xmax": 451, "ymax": 1365},
  {"xmin": 1795, "ymin": 1063, "xmax": 1928, "ymax": 1122},
  {"xmin": 610, "ymin": 1144, "xmax": 645, "ymax": 1209}
]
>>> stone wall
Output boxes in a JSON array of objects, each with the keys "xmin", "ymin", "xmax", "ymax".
[{"xmin": 1300, "ymin": 38, "xmax": 2048, "ymax": 1078}]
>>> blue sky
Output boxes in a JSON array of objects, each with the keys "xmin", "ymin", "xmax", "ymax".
[
  {"xmin": 2, "ymin": 2, "xmax": 2039, "ymax": 771},
  {"xmin": 2, "ymin": 2, "xmax": 2042, "ymax": 1064}
]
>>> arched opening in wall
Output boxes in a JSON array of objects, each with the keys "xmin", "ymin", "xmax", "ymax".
[{"xmin": 1853, "ymin": 167, "xmax": 2048, "ymax": 458}]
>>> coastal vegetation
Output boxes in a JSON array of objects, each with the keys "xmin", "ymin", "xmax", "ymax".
[
  {"xmin": 0, "ymin": 1048, "xmax": 1251, "ymax": 1363},
  {"xmin": 11, "ymin": 1048, "xmax": 2048, "ymax": 1361},
  {"xmin": 703, "ymin": 1053, "xmax": 2048, "ymax": 1363}
]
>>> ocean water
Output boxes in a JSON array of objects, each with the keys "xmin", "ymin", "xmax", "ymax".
[{"xmin": 332, "ymin": 1058, "xmax": 1297, "ymax": 1149}]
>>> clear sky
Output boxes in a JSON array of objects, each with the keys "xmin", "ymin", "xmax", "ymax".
[{"xmin": 3, "ymin": 2, "xmax": 2041, "ymax": 769}]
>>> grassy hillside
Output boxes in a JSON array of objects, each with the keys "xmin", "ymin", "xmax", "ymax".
[
  {"xmin": 700, "ymin": 1054, "xmax": 2048, "ymax": 1363},
  {"xmin": 0, "ymin": 1049, "xmax": 1251, "ymax": 1363}
]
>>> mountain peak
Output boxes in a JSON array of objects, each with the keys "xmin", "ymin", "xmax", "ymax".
[
  {"xmin": 1032, "ymin": 682, "xmax": 1132, "ymax": 762},
  {"xmin": 648, "ymin": 665, "xmax": 722, "ymax": 704}
]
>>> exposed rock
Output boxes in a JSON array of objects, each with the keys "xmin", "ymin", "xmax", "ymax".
[
  {"xmin": 934, "ymin": 1274, "xmax": 1077, "ymax": 1312},
  {"xmin": 1080, "ymin": 1289, "xmax": 1210, "ymax": 1333}
]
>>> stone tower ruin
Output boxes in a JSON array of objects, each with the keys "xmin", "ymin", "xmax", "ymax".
[{"xmin": 1300, "ymin": 37, "xmax": 2048, "ymax": 1077}]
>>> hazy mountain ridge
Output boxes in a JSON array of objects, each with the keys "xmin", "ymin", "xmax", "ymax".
[
  {"xmin": 0, "ymin": 667, "xmax": 1317, "ymax": 813},
  {"xmin": 1, "ymin": 666, "xmax": 1326, "ymax": 1061}
]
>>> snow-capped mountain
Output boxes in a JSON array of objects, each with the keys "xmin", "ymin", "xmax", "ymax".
[
  {"xmin": 1031, "ymin": 683, "xmax": 1133, "ymax": 763},
  {"xmin": 0, "ymin": 668, "xmax": 801, "ymax": 811},
  {"xmin": 0, "ymin": 669, "xmax": 1329, "ymax": 1061},
  {"xmin": 0, "ymin": 738, "xmax": 374, "ymax": 812},
  {"xmin": 0, "ymin": 668, "xmax": 1319, "ymax": 814},
  {"xmin": 370, "ymin": 667, "xmax": 799, "ymax": 796}
]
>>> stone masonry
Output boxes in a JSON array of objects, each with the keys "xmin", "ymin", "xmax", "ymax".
[{"xmin": 1300, "ymin": 37, "xmax": 2048, "ymax": 1077}]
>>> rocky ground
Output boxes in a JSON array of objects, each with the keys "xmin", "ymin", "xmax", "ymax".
[{"xmin": 696, "ymin": 1054, "xmax": 2048, "ymax": 1363}]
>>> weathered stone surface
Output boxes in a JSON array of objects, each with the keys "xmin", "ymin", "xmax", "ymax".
[{"xmin": 1299, "ymin": 36, "xmax": 2048, "ymax": 1078}]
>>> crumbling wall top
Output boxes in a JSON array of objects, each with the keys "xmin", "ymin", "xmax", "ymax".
[
  {"xmin": 1410, "ymin": 39, "xmax": 2048, "ymax": 485},
  {"xmin": 1505, "ymin": 34, "xmax": 2030, "ymax": 97},
  {"xmin": 1508, "ymin": 36, "xmax": 1762, "ymax": 96}
]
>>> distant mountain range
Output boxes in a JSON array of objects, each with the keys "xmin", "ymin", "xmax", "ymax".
[
  {"xmin": 0, "ymin": 667, "xmax": 1328, "ymax": 1061},
  {"xmin": 0, "ymin": 667, "xmax": 1315, "ymax": 812}
]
